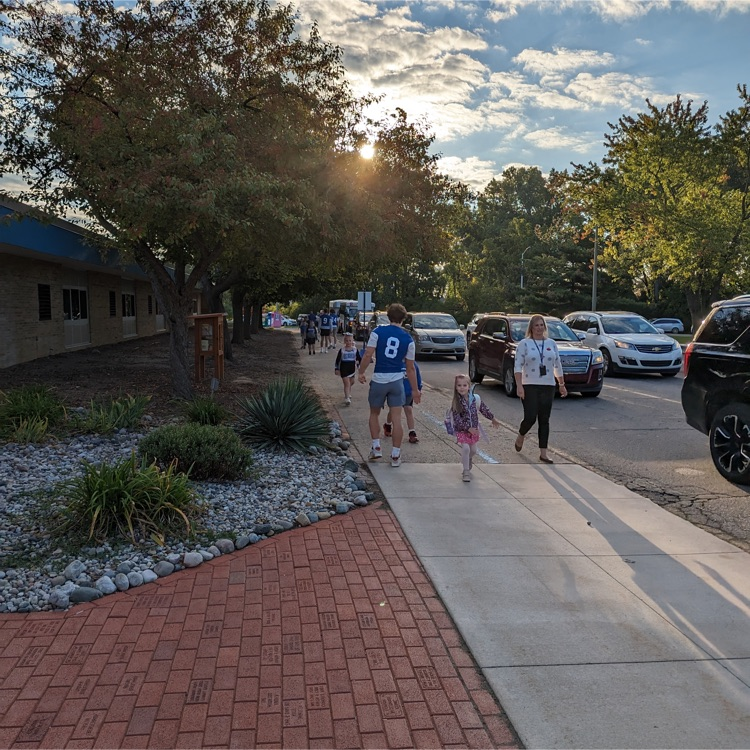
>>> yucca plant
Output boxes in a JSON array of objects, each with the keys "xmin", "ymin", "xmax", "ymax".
[
  {"xmin": 0, "ymin": 384, "xmax": 65, "ymax": 440},
  {"xmin": 54, "ymin": 454, "xmax": 201, "ymax": 546},
  {"xmin": 181, "ymin": 395, "xmax": 230, "ymax": 425},
  {"xmin": 235, "ymin": 376, "xmax": 330, "ymax": 452}
]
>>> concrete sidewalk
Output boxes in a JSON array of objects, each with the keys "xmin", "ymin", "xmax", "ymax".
[{"xmin": 371, "ymin": 461, "xmax": 750, "ymax": 749}]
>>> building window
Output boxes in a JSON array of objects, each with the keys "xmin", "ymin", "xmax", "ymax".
[
  {"xmin": 148, "ymin": 295, "xmax": 153, "ymax": 314},
  {"xmin": 63, "ymin": 288, "xmax": 88, "ymax": 321},
  {"xmin": 109, "ymin": 291, "xmax": 117, "ymax": 317},
  {"xmin": 38, "ymin": 284, "xmax": 52, "ymax": 321},
  {"xmin": 122, "ymin": 293, "xmax": 135, "ymax": 318}
]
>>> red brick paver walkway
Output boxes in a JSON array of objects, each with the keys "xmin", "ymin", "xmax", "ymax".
[{"xmin": 0, "ymin": 503, "xmax": 520, "ymax": 749}]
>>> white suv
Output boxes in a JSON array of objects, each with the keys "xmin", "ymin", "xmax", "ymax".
[{"xmin": 563, "ymin": 311, "xmax": 682, "ymax": 377}]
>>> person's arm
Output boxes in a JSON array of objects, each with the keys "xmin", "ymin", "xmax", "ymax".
[
  {"xmin": 551, "ymin": 340, "xmax": 567, "ymax": 397},
  {"xmin": 334, "ymin": 349, "xmax": 342, "ymax": 371},
  {"xmin": 358, "ymin": 346, "xmax": 375, "ymax": 382},
  {"xmin": 405, "ymin": 358, "xmax": 421, "ymax": 404},
  {"xmin": 514, "ymin": 340, "xmax": 526, "ymax": 398}
]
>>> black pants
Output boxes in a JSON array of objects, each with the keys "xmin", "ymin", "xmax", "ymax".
[{"xmin": 519, "ymin": 384, "xmax": 555, "ymax": 449}]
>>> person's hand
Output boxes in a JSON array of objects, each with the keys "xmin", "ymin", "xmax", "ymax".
[
  {"xmin": 412, "ymin": 390, "xmax": 422, "ymax": 405},
  {"xmin": 469, "ymin": 427, "xmax": 479, "ymax": 436},
  {"xmin": 517, "ymin": 385, "xmax": 525, "ymax": 400},
  {"xmin": 559, "ymin": 383, "xmax": 568, "ymax": 398},
  {"xmin": 491, "ymin": 418, "xmax": 500, "ymax": 429},
  {"xmin": 358, "ymin": 372, "xmax": 367, "ymax": 384}
]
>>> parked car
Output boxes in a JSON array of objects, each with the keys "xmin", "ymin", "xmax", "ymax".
[
  {"xmin": 468, "ymin": 313, "xmax": 604, "ymax": 397},
  {"xmin": 366, "ymin": 310, "xmax": 390, "ymax": 337},
  {"xmin": 466, "ymin": 312, "xmax": 488, "ymax": 341},
  {"xmin": 563, "ymin": 311, "xmax": 682, "ymax": 377},
  {"xmin": 649, "ymin": 317, "xmax": 685, "ymax": 333},
  {"xmin": 404, "ymin": 312, "xmax": 466, "ymax": 361},
  {"xmin": 681, "ymin": 295, "xmax": 750, "ymax": 484},
  {"xmin": 281, "ymin": 316, "xmax": 297, "ymax": 327}
]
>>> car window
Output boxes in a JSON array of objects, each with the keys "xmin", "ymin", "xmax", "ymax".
[
  {"xmin": 482, "ymin": 319, "xmax": 499, "ymax": 336},
  {"xmin": 697, "ymin": 306, "xmax": 750, "ymax": 345},
  {"xmin": 601, "ymin": 316, "xmax": 659, "ymax": 334},
  {"xmin": 547, "ymin": 320, "xmax": 579, "ymax": 342},
  {"xmin": 413, "ymin": 314, "xmax": 459, "ymax": 329},
  {"xmin": 510, "ymin": 320, "xmax": 527, "ymax": 341}
]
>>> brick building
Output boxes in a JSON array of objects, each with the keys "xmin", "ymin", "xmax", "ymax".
[{"xmin": 0, "ymin": 197, "xmax": 198, "ymax": 368}]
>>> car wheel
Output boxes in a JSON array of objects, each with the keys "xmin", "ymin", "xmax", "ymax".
[
  {"xmin": 581, "ymin": 389, "xmax": 601, "ymax": 398},
  {"xmin": 456, "ymin": 353, "xmax": 466, "ymax": 362},
  {"xmin": 671, "ymin": 327, "xmax": 680, "ymax": 333},
  {"xmin": 601, "ymin": 348, "xmax": 615, "ymax": 376},
  {"xmin": 709, "ymin": 403, "xmax": 750, "ymax": 485},
  {"xmin": 468, "ymin": 355, "xmax": 484, "ymax": 384},
  {"xmin": 503, "ymin": 366, "xmax": 517, "ymax": 398},
  {"xmin": 661, "ymin": 371, "xmax": 678, "ymax": 378}
]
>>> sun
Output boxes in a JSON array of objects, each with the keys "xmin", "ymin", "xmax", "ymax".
[{"xmin": 360, "ymin": 143, "xmax": 375, "ymax": 159}]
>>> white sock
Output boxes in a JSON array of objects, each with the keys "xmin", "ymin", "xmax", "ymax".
[
  {"xmin": 372, "ymin": 439, "xmax": 381, "ymax": 450},
  {"xmin": 392, "ymin": 447, "xmax": 401, "ymax": 458}
]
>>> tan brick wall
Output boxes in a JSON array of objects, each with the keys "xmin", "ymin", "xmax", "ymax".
[{"xmin": 1, "ymin": 253, "xmax": 166, "ymax": 368}]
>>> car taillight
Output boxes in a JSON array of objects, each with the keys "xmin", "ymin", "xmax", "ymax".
[{"xmin": 683, "ymin": 341, "xmax": 694, "ymax": 375}]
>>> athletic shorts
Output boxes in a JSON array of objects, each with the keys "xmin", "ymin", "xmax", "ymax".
[
  {"xmin": 368, "ymin": 379, "xmax": 405, "ymax": 409},
  {"xmin": 319, "ymin": 328, "xmax": 331, "ymax": 337},
  {"xmin": 338, "ymin": 362, "xmax": 357, "ymax": 378}
]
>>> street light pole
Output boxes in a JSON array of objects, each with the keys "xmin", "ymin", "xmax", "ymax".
[
  {"xmin": 591, "ymin": 228, "xmax": 598, "ymax": 312},
  {"xmin": 520, "ymin": 246, "xmax": 530, "ymax": 313}
]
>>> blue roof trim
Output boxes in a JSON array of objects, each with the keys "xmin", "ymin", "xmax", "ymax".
[{"xmin": 0, "ymin": 204, "xmax": 148, "ymax": 278}]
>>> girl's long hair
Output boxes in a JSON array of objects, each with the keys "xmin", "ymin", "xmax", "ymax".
[{"xmin": 452, "ymin": 374, "xmax": 472, "ymax": 414}]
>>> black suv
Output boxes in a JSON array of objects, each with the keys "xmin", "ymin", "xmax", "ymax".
[
  {"xmin": 468, "ymin": 313, "xmax": 604, "ymax": 397},
  {"xmin": 681, "ymin": 295, "xmax": 750, "ymax": 484}
]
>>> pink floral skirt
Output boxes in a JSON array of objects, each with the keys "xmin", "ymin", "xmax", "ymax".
[{"xmin": 456, "ymin": 430, "xmax": 480, "ymax": 445}]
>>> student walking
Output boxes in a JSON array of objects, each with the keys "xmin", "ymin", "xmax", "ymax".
[
  {"xmin": 319, "ymin": 309, "xmax": 332, "ymax": 352},
  {"xmin": 446, "ymin": 374, "xmax": 500, "ymax": 482},
  {"xmin": 334, "ymin": 332, "xmax": 362, "ymax": 405},
  {"xmin": 299, "ymin": 316, "xmax": 308, "ymax": 349},
  {"xmin": 383, "ymin": 362, "xmax": 422, "ymax": 443},
  {"xmin": 305, "ymin": 314, "xmax": 318, "ymax": 355},
  {"xmin": 358, "ymin": 303, "xmax": 420, "ymax": 467},
  {"xmin": 513, "ymin": 314, "xmax": 567, "ymax": 463}
]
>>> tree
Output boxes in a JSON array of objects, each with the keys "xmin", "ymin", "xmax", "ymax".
[{"xmin": 0, "ymin": 0, "xmax": 365, "ymax": 396}]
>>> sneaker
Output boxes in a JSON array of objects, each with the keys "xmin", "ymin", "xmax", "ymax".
[
  {"xmin": 383, "ymin": 422, "xmax": 393, "ymax": 437},
  {"xmin": 408, "ymin": 431, "xmax": 419, "ymax": 443},
  {"xmin": 462, "ymin": 471, "xmax": 471, "ymax": 482},
  {"xmin": 344, "ymin": 397, "xmax": 351, "ymax": 406},
  {"xmin": 391, "ymin": 454, "xmax": 402, "ymax": 467},
  {"xmin": 368, "ymin": 448, "xmax": 383, "ymax": 461}
]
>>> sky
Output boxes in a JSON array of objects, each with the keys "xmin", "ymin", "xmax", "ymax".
[{"xmin": 294, "ymin": 0, "xmax": 750, "ymax": 191}]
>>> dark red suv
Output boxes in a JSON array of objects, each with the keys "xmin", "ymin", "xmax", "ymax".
[{"xmin": 468, "ymin": 313, "xmax": 604, "ymax": 397}]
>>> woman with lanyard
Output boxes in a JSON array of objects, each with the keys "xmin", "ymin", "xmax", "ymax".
[{"xmin": 513, "ymin": 314, "xmax": 567, "ymax": 463}]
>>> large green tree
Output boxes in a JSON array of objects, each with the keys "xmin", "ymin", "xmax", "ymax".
[{"xmin": 0, "ymin": 0, "xmax": 366, "ymax": 396}]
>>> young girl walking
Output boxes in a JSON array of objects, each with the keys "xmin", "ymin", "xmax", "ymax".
[{"xmin": 447, "ymin": 374, "xmax": 500, "ymax": 482}]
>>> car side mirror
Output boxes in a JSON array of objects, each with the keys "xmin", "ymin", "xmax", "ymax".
[
  {"xmin": 405, "ymin": 324, "xmax": 412, "ymax": 330},
  {"xmin": 459, "ymin": 324, "xmax": 466, "ymax": 330},
  {"xmin": 586, "ymin": 327, "xmax": 598, "ymax": 334},
  {"xmin": 655, "ymin": 327, "xmax": 664, "ymax": 333},
  {"xmin": 576, "ymin": 331, "xmax": 586, "ymax": 341},
  {"xmin": 492, "ymin": 332, "xmax": 507, "ymax": 341}
]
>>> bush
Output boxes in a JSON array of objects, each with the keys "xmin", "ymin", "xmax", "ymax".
[
  {"xmin": 0, "ymin": 385, "xmax": 65, "ymax": 441},
  {"xmin": 235, "ymin": 376, "xmax": 330, "ymax": 452},
  {"xmin": 54, "ymin": 454, "xmax": 201, "ymax": 546},
  {"xmin": 73, "ymin": 394, "xmax": 151, "ymax": 433},
  {"xmin": 138, "ymin": 423, "xmax": 253, "ymax": 481},
  {"xmin": 181, "ymin": 395, "xmax": 230, "ymax": 425}
]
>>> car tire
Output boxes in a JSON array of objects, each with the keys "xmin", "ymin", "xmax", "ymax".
[
  {"xmin": 661, "ymin": 371, "xmax": 678, "ymax": 378},
  {"xmin": 468, "ymin": 355, "xmax": 484, "ymax": 384},
  {"xmin": 581, "ymin": 389, "xmax": 601, "ymax": 398},
  {"xmin": 671, "ymin": 327, "xmax": 680, "ymax": 333},
  {"xmin": 456, "ymin": 353, "xmax": 466, "ymax": 362},
  {"xmin": 601, "ymin": 348, "xmax": 616, "ymax": 376},
  {"xmin": 709, "ymin": 403, "xmax": 750, "ymax": 485},
  {"xmin": 503, "ymin": 366, "xmax": 517, "ymax": 398}
]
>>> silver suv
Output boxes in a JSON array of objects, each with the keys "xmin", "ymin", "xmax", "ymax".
[
  {"xmin": 563, "ymin": 310, "xmax": 682, "ymax": 377},
  {"xmin": 404, "ymin": 312, "xmax": 466, "ymax": 361}
]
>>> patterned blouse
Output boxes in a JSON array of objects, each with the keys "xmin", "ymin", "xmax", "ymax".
[
  {"xmin": 450, "ymin": 395, "xmax": 495, "ymax": 434},
  {"xmin": 514, "ymin": 337, "xmax": 563, "ymax": 386}
]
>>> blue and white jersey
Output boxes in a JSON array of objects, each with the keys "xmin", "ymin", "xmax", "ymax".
[
  {"xmin": 367, "ymin": 325, "xmax": 415, "ymax": 383},
  {"xmin": 319, "ymin": 313, "xmax": 331, "ymax": 329}
]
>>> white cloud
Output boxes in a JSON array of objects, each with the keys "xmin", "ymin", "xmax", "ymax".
[
  {"xmin": 513, "ymin": 47, "xmax": 616, "ymax": 88},
  {"xmin": 438, "ymin": 155, "xmax": 500, "ymax": 190},
  {"xmin": 524, "ymin": 126, "xmax": 601, "ymax": 154}
]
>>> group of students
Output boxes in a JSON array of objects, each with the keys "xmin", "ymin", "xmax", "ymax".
[
  {"xmin": 300, "ymin": 308, "xmax": 340, "ymax": 354},
  {"xmin": 319, "ymin": 304, "xmax": 566, "ymax": 481}
]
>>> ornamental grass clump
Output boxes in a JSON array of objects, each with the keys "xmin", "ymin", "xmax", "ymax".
[
  {"xmin": 0, "ymin": 384, "xmax": 65, "ymax": 441},
  {"xmin": 235, "ymin": 376, "xmax": 330, "ymax": 453},
  {"xmin": 55, "ymin": 454, "xmax": 201, "ymax": 546},
  {"xmin": 75, "ymin": 394, "xmax": 151, "ymax": 433},
  {"xmin": 138, "ymin": 423, "xmax": 253, "ymax": 481},
  {"xmin": 181, "ymin": 395, "xmax": 230, "ymax": 425}
]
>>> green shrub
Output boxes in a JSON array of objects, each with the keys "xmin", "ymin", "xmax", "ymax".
[
  {"xmin": 235, "ymin": 376, "xmax": 330, "ymax": 453},
  {"xmin": 74, "ymin": 394, "xmax": 151, "ymax": 433},
  {"xmin": 0, "ymin": 385, "xmax": 65, "ymax": 440},
  {"xmin": 138, "ymin": 423, "xmax": 253, "ymax": 481},
  {"xmin": 182, "ymin": 395, "xmax": 229, "ymax": 425},
  {"xmin": 11, "ymin": 416, "xmax": 50, "ymax": 443},
  {"xmin": 55, "ymin": 454, "xmax": 201, "ymax": 546}
]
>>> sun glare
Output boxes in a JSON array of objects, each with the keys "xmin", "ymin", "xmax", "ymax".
[{"xmin": 360, "ymin": 143, "xmax": 375, "ymax": 159}]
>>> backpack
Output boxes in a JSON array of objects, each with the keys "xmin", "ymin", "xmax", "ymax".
[{"xmin": 444, "ymin": 392, "xmax": 480, "ymax": 435}]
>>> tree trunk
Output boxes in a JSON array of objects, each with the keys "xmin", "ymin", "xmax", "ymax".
[
  {"xmin": 168, "ymin": 311, "xmax": 194, "ymax": 399},
  {"xmin": 232, "ymin": 289, "xmax": 245, "ymax": 345},
  {"xmin": 249, "ymin": 297, "xmax": 263, "ymax": 334},
  {"xmin": 243, "ymin": 305, "xmax": 252, "ymax": 338}
]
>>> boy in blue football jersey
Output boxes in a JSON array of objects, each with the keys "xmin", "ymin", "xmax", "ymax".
[{"xmin": 358, "ymin": 303, "xmax": 420, "ymax": 467}]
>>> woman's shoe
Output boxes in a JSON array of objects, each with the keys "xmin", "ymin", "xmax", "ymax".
[
  {"xmin": 462, "ymin": 471, "xmax": 471, "ymax": 482},
  {"xmin": 514, "ymin": 436, "xmax": 524, "ymax": 452},
  {"xmin": 539, "ymin": 456, "xmax": 554, "ymax": 464}
]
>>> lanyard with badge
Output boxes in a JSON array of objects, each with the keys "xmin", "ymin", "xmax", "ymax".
[{"xmin": 534, "ymin": 338, "xmax": 547, "ymax": 376}]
